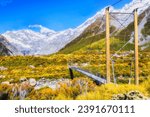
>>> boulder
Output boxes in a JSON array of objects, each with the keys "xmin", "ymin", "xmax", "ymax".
[
  {"xmin": 0, "ymin": 75, "xmax": 5, "ymax": 79},
  {"xmin": 29, "ymin": 65, "xmax": 35, "ymax": 69},
  {"xmin": 112, "ymin": 91, "xmax": 148, "ymax": 100},
  {"xmin": 34, "ymin": 78, "xmax": 71, "ymax": 90},
  {"xmin": 0, "ymin": 66, "xmax": 8, "ymax": 71},
  {"xmin": 29, "ymin": 78, "xmax": 37, "ymax": 86},
  {"xmin": 1, "ymin": 81, "xmax": 10, "ymax": 85}
]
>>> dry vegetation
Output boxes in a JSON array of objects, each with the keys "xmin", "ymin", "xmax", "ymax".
[{"xmin": 0, "ymin": 38, "xmax": 150, "ymax": 100}]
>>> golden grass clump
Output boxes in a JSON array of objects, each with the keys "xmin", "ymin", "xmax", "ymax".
[{"xmin": 76, "ymin": 84, "xmax": 148, "ymax": 100}]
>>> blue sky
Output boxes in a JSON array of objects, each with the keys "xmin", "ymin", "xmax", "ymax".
[{"xmin": 0, "ymin": 0, "xmax": 131, "ymax": 33}]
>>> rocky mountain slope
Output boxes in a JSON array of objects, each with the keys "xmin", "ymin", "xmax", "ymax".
[
  {"xmin": 0, "ymin": 43, "xmax": 11, "ymax": 56},
  {"xmin": 60, "ymin": 2, "xmax": 150, "ymax": 54},
  {"xmin": 0, "ymin": 35, "xmax": 21, "ymax": 56}
]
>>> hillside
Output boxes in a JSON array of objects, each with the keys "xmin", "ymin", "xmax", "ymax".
[
  {"xmin": 59, "ymin": 6, "xmax": 150, "ymax": 54},
  {"xmin": 0, "ymin": 38, "xmax": 150, "ymax": 99},
  {"xmin": 0, "ymin": 43, "xmax": 11, "ymax": 56},
  {"xmin": 0, "ymin": 35, "xmax": 14, "ymax": 56},
  {"xmin": 0, "ymin": 38, "xmax": 149, "ymax": 82},
  {"xmin": 0, "ymin": 0, "xmax": 150, "ymax": 100}
]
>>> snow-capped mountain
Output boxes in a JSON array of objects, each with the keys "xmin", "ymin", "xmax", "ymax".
[
  {"xmin": 3, "ymin": 23, "xmax": 94, "ymax": 55},
  {"xmin": 110, "ymin": 0, "xmax": 150, "ymax": 28},
  {"xmin": 2, "ymin": 0, "xmax": 150, "ymax": 55}
]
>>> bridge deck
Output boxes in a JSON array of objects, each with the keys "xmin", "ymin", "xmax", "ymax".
[{"xmin": 69, "ymin": 66, "xmax": 106, "ymax": 84}]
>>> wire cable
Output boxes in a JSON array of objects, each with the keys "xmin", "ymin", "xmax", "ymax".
[{"xmin": 111, "ymin": 0, "xmax": 124, "ymax": 7}]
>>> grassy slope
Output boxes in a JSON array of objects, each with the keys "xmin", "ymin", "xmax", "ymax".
[
  {"xmin": 59, "ymin": 17, "xmax": 116, "ymax": 54},
  {"xmin": 59, "ymin": 22, "xmax": 135, "ymax": 54},
  {"xmin": 0, "ymin": 38, "xmax": 150, "ymax": 100},
  {"xmin": 0, "ymin": 38, "xmax": 149, "ymax": 83},
  {"xmin": 59, "ymin": 34, "xmax": 103, "ymax": 54}
]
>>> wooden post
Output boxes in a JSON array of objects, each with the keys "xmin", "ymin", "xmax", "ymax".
[
  {"xmin": 105, "ymin": 7, "xmax": 111, "ymax": 83},
  {"xmin": 69, "ymin": 68, "xmax": 74, "ymax": 79},
  {"xmin": 134, "ymin": 9, "xmax": 139, "ymax": 85}
]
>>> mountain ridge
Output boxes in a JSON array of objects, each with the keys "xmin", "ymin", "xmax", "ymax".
[
  {"xmin": 60, "ymin": 5, "xmax": 150, "ymax": 54},
  {"xmin": 2, "ymin": 0, "xmax": 150, "ymax": 55}
]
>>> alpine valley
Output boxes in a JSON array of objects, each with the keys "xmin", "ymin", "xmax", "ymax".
[{"xmin": 0, "ymin": 0, "xmax": 150, "ymax": 100}]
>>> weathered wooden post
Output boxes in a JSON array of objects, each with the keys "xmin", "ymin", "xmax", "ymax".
[
  {"xmin": 105, "ymin": 7, "xmax": 111, "ymax": 83},
  {"xmin": 134, "ymin": 9, "xmax": 139, "ymax": 85}
]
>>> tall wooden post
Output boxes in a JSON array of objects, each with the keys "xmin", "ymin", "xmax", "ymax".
[
  {"xmin": 134, "ymin": 9, "xmax": 139, "ymax": 85},
  {"xmin": 69, "ymin": 68, "xmax": 74, "ymax": 79},
  {"xmin": 105, "ymin": 7, "xmax": 110, "ymax": 83}
]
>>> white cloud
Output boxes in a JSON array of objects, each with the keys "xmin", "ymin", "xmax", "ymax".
[{"xmin": 29, "ymin": 24, "xmax": 56, "ymax": 34}]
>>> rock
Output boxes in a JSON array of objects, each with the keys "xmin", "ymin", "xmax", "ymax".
[
  {"xmin": 20, "ymin": 77, "xmax": 27, "ymax": 82},
  {"xmin": 9, "ymin": 79, "xmax": 14, "ymax": 82},
  {"xmin": 0, "ymin": 75, "xmax": 5, "ymax": 79},
  {"xmin": 126, "ymin": 91, "xmax": 148, "ymax": 100},
  {"xmin": 11, "ymin": 83, "xmax": 20, "ymax": 99},
  {"xmin": 0, "ymin": 66, "xmax": 8, "ymax": 71},
  {"xmin": 1, "ymin": 81, "xmax": 10, "ymax": 85},
  {"xmin": 112, "ymin": 94, "xmax": 126, "ymax": 100},
  {"xmin": 81, "ymin": 63, "xmax": 89, "ymax": 67},
  {"xmin": 19, "ymin": 89, "xmax": 28, "ymax": 100},
  {"xmin": 11, "ymin": 82, "xmax": 31, "ymax": 100},
  {"xmin": 29, "ymin": 78, "xmax": 37, "ymax": 86},
  {"xmin": 34, "ymin": 78, "xmax": 71, "ymax": 90},
  {"xmin": 112, "ymin": 91, "xmax": 148, "ymax": 100},
  {"xmin": 41, "ymin": 78, "xmax": 46, "ymax": 81},
  {"xmin": 29, "ymin": 65, "xmax": 35, "ymax": 69}
]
